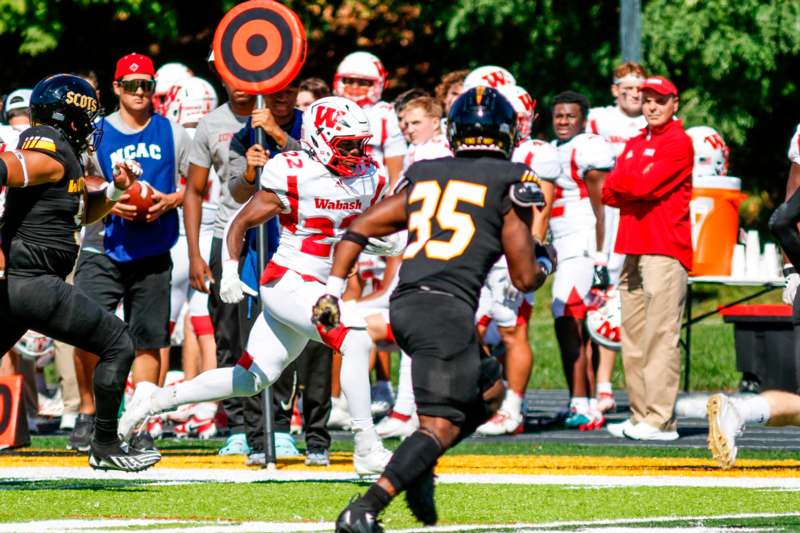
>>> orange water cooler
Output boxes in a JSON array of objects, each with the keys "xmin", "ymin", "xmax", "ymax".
[{"xmin": 690, "ymin": 176, "xmax": 747, "ymax": 276}]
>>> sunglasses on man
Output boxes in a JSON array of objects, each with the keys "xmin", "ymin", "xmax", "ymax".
[{"xmin": 118, "ymin": 79, "xmax": 156, "ymax": 93}]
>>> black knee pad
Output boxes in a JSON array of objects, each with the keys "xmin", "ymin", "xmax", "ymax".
[{"xmin": 383, "ymin": 430, "xmax": 442, "ymax": 492}]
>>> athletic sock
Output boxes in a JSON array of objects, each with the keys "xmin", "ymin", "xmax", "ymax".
[
  {"xmin": 735, "ymin": 395, "xmax": 771, "ymax": 424},
  {"xmin": 502, "ymin": 390, "xmax": 523, "ymax": 417},
  {"xmin": 570, "ymin": 397, "xmax": 589, "ymax": 413},
  {"xmin": 94, "ymin": 417, "xmax": 118, "ymax": 444},
  {"xmin": 340, "ymin": 330, "xmax": 375, "ymax": 430},
  {"xmin": 154, "ymin": 367, "xmax": 243, "ymax": 411},
  {"xmin": 597, "ymin": 382, "xmax": 613, "ymax": 396},
  {"xmin": 392, "ymin": 351, "xmax": 416, "ymax": 416},
  {"xmin": 361, "ymin": 483, "xmax": 392, "ymax": 514}
]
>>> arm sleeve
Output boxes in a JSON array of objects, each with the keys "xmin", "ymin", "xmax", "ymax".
[
  {"xmin": 188, "ymin": 119, "xmax": 213, "ymax": 169},
  {"xmin": 610, "ymin": 137, "xmax": 693, "ymax": 201}
]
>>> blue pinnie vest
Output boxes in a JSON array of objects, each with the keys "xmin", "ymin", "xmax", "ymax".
[{"xmin": 96, "ymin": 113, "xmax": 179, "ymax": 262}]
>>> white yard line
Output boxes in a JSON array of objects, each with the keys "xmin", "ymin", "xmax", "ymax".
[
  {"xmin": 3, "ymin": 466, "xmax": 800, "ymax": 489},
  {"xmin": 0, "ymin": 512, "xmax": 797, "ymax": 532}
]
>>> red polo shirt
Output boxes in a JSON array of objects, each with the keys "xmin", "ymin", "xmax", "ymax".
[{"xmin": 602, "ymin": 118, "xmax": 694, "ymax": 270}]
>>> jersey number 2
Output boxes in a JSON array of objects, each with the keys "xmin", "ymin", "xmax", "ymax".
[{"xmin": 403, "ymin": 180, "xmax": 487, "ymax": 261}]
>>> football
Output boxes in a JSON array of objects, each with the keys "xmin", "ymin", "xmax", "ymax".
[{"xmin": 121, "ymin": 181, "xmax": 155, "ymax": 222}]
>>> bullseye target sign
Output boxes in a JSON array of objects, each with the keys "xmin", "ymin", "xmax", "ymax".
[{"xmin": 213, "ymin": 0, "xmax": 307, "ymax": 94}]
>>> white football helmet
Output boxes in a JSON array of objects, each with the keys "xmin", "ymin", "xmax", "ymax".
[
  {"xmin": 585, "ymin": 288, "xmax": 621, "ymax": 351},
  {"xmin": 687, "ymin": 125, "xmax": 729, "ymax": 178},
  {"xmin": 152, "ymin": 62, "xmax": 194, "ymax": 115},
  {"xmin": 497, "ymin": 84, "xmax": 536, "ymax": 142},
  {"xmin": 163, "ymin": 77, "xmax": 218, "ymax": 127},
  {"xmin": 333, "ymin": 51, "xmax": 388, "ymax": 107},
  {"xmin": 14, "ymin": 331, "xmax": 55, "ymax": 361},
  {"xmin": 302, "ymin": 96, "xmax": 373, "ymax": 177},
  {"xmin": 463, "ymin": 65, "xmax": 516, "ymax": 90}
]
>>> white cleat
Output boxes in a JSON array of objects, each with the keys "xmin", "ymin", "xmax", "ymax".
[
  {"xmin": 376, "ymin": 411, "xmax": 419, "ymax": 439},
  {"xmin": 477, "ymin": 409, "xmax": 523, "ymax": 436},
  {"xmin": 353, "ymin": 440, "xmax": 393, "ymax": 476},
  {"xmin": 118, "ymin": 381, "xmax": 159, "ymax": 442},
  {"xmin": 707, "ymin": 393, "xmax": 744, "ymax": 469}
]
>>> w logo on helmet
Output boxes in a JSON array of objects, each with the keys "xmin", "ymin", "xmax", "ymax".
[
  {"xmin": 481, "ymin": 70, "xmax": 511, "ymax": 88},
  {"xmin": 518, "ymin": 92, "xmax": 535, "ymax": 112},
  {"xmin": 314, "ymin": 105, "xmax": 344, "ymax": 129}
]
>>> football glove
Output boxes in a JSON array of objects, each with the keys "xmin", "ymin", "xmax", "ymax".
[
  {"xmin": 219, "ymin": 260, "xmax": 257, "ymax": 304},
  {"xmin": 509, "ymin": 182, "xmax": 546, "ymax": 208},
  {"xmin": 591, "ymin": 252, "xmax": 610, "ymax": 290},
  {"xmin": 782, "ymin": 265, "xmax": 800, "ymax": 306},
  {"xmin": 534, "ymin": 241, "xmax": 557, "ymax": 275},
  {"xmin": 312, "ymin": 294, "xmax": 341, "ymax": 331},
  {"xmin": 364, "ymin": 231, "xmax": 407, "ymax": 256}
]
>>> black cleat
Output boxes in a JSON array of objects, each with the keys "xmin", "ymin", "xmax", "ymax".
[
  {"xmin": 335, "ymin": 495, "xmax": 384, "ymax": 533},
  {"xmin": 406, "ymin": 467, "xmax": 437, "ymax": 525},
  {"xmin": 89, "ymin": 439, "xmax": 161, "ymax": 472},
  {"xmin": 130, "ymin": 430, "xmax": 156, "ymax": 451},
  {"xmin": 67, "ymin": 414, "xmax": 95, "ymax": 452}
]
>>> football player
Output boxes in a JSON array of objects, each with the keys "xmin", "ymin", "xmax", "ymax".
[
  {"xmin": 318, "ymin": 87, "xmax": 553, "ymax": 531},
  {"xmin": 333, "ymin": 51, "xmax": 407, "ymax": 186},
  {"xmin": 586, "ymin": 62, "xmax": 647, "ymax": 414},
  {"xmin": 705, "ymin": 123, "xmax": 800, "ymax": 468},
  {"xmin": 475, "ymin": 84, "xmax": 560, "ymax": 436},
  {"xmin": 0, "ymin": 74, "xmax": 160, "ymax": 471},
  {"xmin": 120, "ymin": 96, "xmax": 397, "ymax": 474},
  {"xmin": 550, "ymin": 91, "xmax": 615, "ymax": 430}
]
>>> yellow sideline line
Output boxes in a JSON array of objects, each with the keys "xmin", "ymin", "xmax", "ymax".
[{"xmin": 3, "ymin": 452, "xmax": 800, "ymax": 477}]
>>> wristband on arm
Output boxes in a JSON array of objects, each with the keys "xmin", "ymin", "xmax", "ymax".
[{"xmin": 341, "ymin": 230, "xmax": 369, "ymax": 248}]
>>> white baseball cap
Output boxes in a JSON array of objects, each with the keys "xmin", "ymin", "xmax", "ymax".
[{"xmin": 5, "ymin": 89, "xmax": 32, "ymax": 112}]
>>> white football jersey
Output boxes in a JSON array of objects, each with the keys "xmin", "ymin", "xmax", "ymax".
[
  {"xmin": 586, "ymin": 105, "xmax": 646, "ymax": 157},
  {"xmin": 512, "ymin": 139, "xmax": 561, "ymax": 181},
  {"xmin": 550, "ymin": 133, "xmax": 615, "ymax": 239},
  {"xmin": 788, "ymin": 123, "xmax": 800, "ymax": 165},
  {"xmin": 404, "ymin": 134, "xmax": 451, "ymax": 170},
  {"xmin": 262, "ymin": 150, "xmax": 389, "ymax": 281},
  {"xmin": 364, "ymin": 101, "xmax": 407, "ymax": 167}
]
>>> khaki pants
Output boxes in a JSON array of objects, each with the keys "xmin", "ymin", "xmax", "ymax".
[
  {"xmin": 54, "ymin": 341, "xmax": 80, "ymax": 415},
  {"xmin": 619, "ymin": 254, "xmax": 687, "ymax": 431}
]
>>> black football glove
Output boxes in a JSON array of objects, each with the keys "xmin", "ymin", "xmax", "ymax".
[
  {"xmin": 534, "ymin": 241, "xmax": 557, "ymax": 275},
  {"xmin": 509, "ymin": 182, "xmax": 546, "ymax": 208},
  {"xmin": 312, "ymin": 294, "xmax": 341, "ymax": 332}
]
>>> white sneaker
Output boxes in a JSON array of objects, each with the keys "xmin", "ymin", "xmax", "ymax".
[
  {"xmin": 675, "ymin": 395, "xmax": 711, "ymax": 419},
  {"xmin": 376, "ymin": 411, "xmax": 419, "ymax": 439},
  {"xmin": 353, "ymin": 440, "xmax": 392, "ymax": 476},
  {"xmin": 623, "ymin": 421, "xmax": 679, "ymax": 441},
  {"xmin": 607, "ymin": 418, "xmax": 635, "ymax": 438},
  {"xmin": 327, "ymin": 396, "xmax": 352, "ymax": 430},
  {"xmin": 118, "ymin": 382, "xmax": 159, "ymax": 441},
  {"xmin": 707, "ymin": 393, "xmax": 744, "ymax": 469},
  {"xmin": 477, "ymin": 409, "xmax": 523, "ymax": 436}
]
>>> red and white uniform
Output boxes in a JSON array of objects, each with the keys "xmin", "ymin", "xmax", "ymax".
[
  {"xmin": 587, "ymin": 105, "xmax": 646, "ymax": 158},
  {"xmin": 788, "ymin": 123, "xmax": 800, "ymax": 165},
  {"xmin": 550, "ymin": 133, "xmax": 615, "ymax": 319},
  {"xmin": 364, "ymin": 101, "xmax": 406, "ymax": 169},
  {"xmin": 512, "ymin": 138, "xmax": 560, "ymax": 182},
  {"xmin": 170, "ymin": 127, "xmax": 219, "ymax": 337},
  {"xmin": 404, "ymin": 134, "xmax": 451, "ymax": 170},
  {"xmin": 587, "ymin": 106, "xmax": 646, "ymax": 283}
]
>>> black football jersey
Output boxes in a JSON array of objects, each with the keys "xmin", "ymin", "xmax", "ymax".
[
  {"xmin": 395, "ymin": 156, "xmax": 533, "ymax": 310},
  {"xmin": 2, "ymin": 125, "xmax": 85, "ymax": 258}
]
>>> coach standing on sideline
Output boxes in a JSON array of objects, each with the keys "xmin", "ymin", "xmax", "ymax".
[{"xmin": 601, "ymin": 76, "xmax": 693, "ymax": 442}]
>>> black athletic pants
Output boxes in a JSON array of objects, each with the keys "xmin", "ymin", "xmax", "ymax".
[
  {"xmin": 208, "ymin": 237, "xmax": 263, "ymax": 445},
  {"xmin": 270, "ymin": 340, "xmax": 332, "ymax": 453},
  {"xmin": 0, "ymin": 240, "xmax": 133, "ymax": 441}
]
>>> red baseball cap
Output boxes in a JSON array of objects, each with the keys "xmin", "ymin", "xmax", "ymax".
[
  {"xmin": 114, "ymin": 53, "xmax": 155, "ymax": 80},
  {"xmin": 641, "ymin": 76, "xmax": 678, "ymax": 97}
]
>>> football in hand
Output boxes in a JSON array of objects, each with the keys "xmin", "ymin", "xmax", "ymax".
[{"xmin": 121, "ymin": 181, "xmax": 155, "ymax": 222}]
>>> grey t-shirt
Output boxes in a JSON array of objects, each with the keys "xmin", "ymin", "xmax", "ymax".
[{"xmin": 189, "ymin": 103, "xmax": 249, "ymax": 238}]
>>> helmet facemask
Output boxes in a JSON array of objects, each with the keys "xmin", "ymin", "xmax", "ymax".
[{"xmin": 325, "ymin": 134, "xmax": 373, "ymax": 177}]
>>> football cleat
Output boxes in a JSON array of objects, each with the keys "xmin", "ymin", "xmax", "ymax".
[
  {"xmin": 130, "ymin": 429, "xmax": 157, "ymax": 451},
  {"xmin": 118, "ymin": 381, "xmax": 159, "ymax": 441},
  {"xmin": 89, "ymin": 439, "xmax": 161, "ymax": 472},
  {"xmin": 406, "ymin": 467, "xmax": 437, "ymax": 526},
  {"xmin": 707, "ymin": 393, "xmax": 744, "ymax": 469},
  {"xmin": 477, "ymin": 409, "xmax": 523, "ymax": 436},
  {"xmin": 190, "ymin": 416, "xmax": 218, "ymax": 439},
  {"xmin": 67, "ymin": 413, "xmax": 95, "ymax": 452},
  {"xmin": 275, "ymin": 432, "xmax": 302, "ymax": 458},
  {"xmin": 335, "ymin": 495, "xmax": 384, "ymax": 533},
  {"xmin": 218, "ymin": 433, "xmax": 250, "ymax": 456},
  {"xmin": 353, "ymin": 440, "xmax": 392, "ymax": 476},
  {"xmin": 305, "ymin": 449, "xmax": 330, "ymax": 466},
  {"xmin": 146, "ymin": 417, "xmax": 163, "ymax": 440},
  {"xmin": 375, "ymin": 411, "xmax": 418, "ymax": 439}
]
